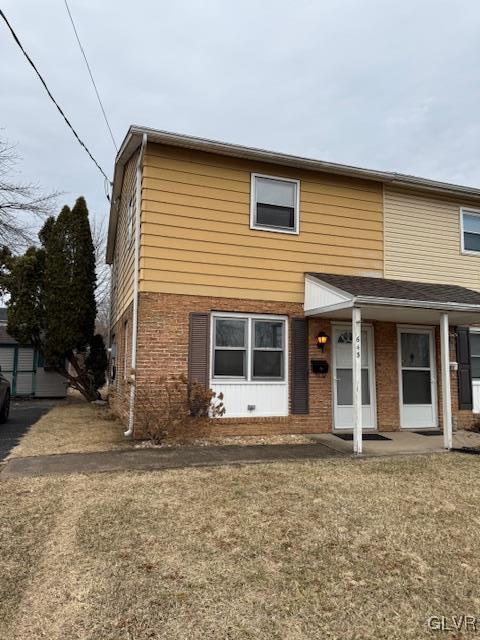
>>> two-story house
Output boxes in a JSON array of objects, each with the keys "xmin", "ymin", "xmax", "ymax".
[{"xmin": 106, "ymin": 126, "xmax": 480, "ymax": 453}]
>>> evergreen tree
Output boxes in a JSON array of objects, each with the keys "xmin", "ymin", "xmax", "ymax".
[{"xmin": 4, "ymin": 197, "xmax": 107, "ymax": 401}]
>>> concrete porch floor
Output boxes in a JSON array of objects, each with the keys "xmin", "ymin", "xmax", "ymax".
[{"xmin": 311, "ymin": 431, "xmax": 448, "ymax": 456}]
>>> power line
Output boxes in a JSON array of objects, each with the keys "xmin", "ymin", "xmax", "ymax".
[
  {"xmin": 0, "ymin": 8, "xmax": 112, "ymax": 188},
  {"xmin": 63, "ymin": 0, "xmax": 118, "ymax": 152}
]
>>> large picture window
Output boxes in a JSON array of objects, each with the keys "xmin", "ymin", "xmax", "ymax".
[
  {"xmin": 212, "ymin": 314, "xmax": 286, "ymax": 381},
  {"xmin": 250, "ymin": 174, "xmax": 299, "ymax": 234}
]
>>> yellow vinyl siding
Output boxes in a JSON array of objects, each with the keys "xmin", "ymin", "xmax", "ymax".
[
  {"xmin": 110, "ymin": 151, "xmax": 138, "ymax": 325},
  {"xmin": 384, "ymin": 187, "xmax": 480, "ymax": 291},
  {"xmin": 140, "ymin": 144, "xmax": 384, "ymax": 302}
]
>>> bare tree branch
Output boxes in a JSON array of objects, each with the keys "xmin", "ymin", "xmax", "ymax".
[
  {"xmin": 90, "ymin": 214, "xmax": 110, "ymax": 341},
  {"xmin": 0, "ymin": 137, "xmax": 60, "ymax": 252}
]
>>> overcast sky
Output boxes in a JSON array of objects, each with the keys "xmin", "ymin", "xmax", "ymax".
[{"xmin": 2, "ymin": 0, "xmax": 480, "ymax": 237}]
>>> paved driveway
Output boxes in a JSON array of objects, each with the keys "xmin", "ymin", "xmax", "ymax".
[{"xmin": 0, "ymin": 399, "xmax": 57, "ymax": 461}]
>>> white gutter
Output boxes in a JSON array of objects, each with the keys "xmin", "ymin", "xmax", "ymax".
[
  {"xmin": 355, "ymin": 295, "xmax": 480, "ymax": 313},
  {"xmin": 125, "ymin": 133, "xmax": 147, "ymax": 437}
]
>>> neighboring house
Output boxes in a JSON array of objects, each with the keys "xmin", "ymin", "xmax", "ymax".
[
  {"xmin": 0, "ymin": 308, "xmax": 67, "ymax": 398},
  {"xmin": 106, "ymin": 126, "xmax": 480, "ymax": 452}
]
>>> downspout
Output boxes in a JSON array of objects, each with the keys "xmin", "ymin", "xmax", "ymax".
[{"xmin": 125, "ymin": 133, "xmax": 147, "ymax": 437}]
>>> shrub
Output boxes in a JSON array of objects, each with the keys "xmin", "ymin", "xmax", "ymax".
[{"xmin": 136, "ymin": 374, "xmax": 225, "ymax": 443}]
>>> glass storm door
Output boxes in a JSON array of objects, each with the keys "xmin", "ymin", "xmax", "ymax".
[
  {"xmin": 399, "ymin": 328, "xmax": 437, "ymax": 429},
  {"xmin": 332, "ymin": 325, "xmax": 375, "ymax": 430}
]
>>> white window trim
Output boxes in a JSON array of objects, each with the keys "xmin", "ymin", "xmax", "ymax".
[
  {"xmin": 210, "ymin": 312, "xmax": 288, "ymax": 385},
  {"xmin": 460, "ymin": 207, "xmax": 480, "ymax": 255},
  {"xmin": 250, "ymin": 173, "xmax": 300, "ymax": 235}
]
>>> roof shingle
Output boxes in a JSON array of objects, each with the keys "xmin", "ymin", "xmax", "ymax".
[{"xmin": 307, "ymin": 273, "xmax": 480, "ymax": 306}]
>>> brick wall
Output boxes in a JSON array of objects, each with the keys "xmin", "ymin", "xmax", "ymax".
[
  {"xmin": 374, "ymin": 322, "xmax": 400, "ymax": 431},
  {"xmin": 110, "ymin": 292, "xmax": 474, "ymax": 438}
]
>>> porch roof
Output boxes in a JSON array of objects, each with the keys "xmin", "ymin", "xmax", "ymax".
[{"xmin": 304, "ymin": 273, "xmax": 480, "ymax": 324}]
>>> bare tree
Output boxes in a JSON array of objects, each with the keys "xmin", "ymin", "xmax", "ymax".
[
  {"xmin": 0, "ymin": 137, "xmax": 59, "ymax": 252},
  {"xmin": 90, "ymin": 214, "xmax": 110, "ymax": 342}
]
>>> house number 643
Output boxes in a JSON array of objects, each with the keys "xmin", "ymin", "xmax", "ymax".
[{"xmin": 355, "ymin": 336, "xmax": 361, "ymax": 358}]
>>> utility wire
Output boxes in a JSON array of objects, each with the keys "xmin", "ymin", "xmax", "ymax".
[
  {"xmin": 0, "ymin": 8, "xmax": 112, "ymax": 187},
  {"xmin": 63, "ymin": 0, "xmax": 118, "ymax": 152}
]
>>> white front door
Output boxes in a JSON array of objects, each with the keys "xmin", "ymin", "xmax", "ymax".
[
  {"xmin": 398, "ymin": 327, "xmax": 437, "ymax": 429},
  {"xmin": 332, "ymin": 324, "xmax": 376, "ymax": 430}
]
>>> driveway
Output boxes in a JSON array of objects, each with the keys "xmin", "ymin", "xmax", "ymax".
[{"xmin": 0, "ymin": 399, "xmax": 57, "ymax": 461}]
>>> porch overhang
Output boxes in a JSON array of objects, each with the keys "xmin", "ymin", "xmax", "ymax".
[
  {"xmin": 304, "ymin": 273, "xmax": 480, "ymax": 324},
  {"xmin": 304, "ymin": 273, "xmax": 480, "ymax": 454}
]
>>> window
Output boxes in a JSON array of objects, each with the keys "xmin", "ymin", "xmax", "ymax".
[
  {"xmin": 461, "ymin": 209, "xmax": 480, "ymax": 253},
  {"xmin": 212, "ymin": 314, "xmax": 286, "ymax": 381},
  {"xmin": 213, "ymin": 318, "xmax": 247, "ymax": 378},
  {"xmin": 126, "ymin": 196, "xmax": 134, "ymax": 244},
  {"xmin": 471, "ymin": 333, "xmax": 480, "ymax": 379},
  {"xmin": 250, "ymin": 174, "xmax": 299, "ymax": 233},
  {"xmin": 252, "ymin": 320, "xmax": 284, "ymax": 379}
]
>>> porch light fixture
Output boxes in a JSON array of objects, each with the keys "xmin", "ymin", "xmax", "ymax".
[{"xmin": 316, "ymin": 331, "xmax": 329, "ymax": 351}]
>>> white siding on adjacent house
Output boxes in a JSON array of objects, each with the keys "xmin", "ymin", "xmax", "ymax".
[{"xmin": 384, "ymin": 187, "xmax": 480, "ymax": 291}]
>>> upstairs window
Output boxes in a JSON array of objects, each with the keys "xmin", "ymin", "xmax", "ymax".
[
  {"xmin": 461, "ymin": 208, "xmax": 480, "ymax": 253},
  {"xmin": 250, "ymin": 174, "xmax": 299, "ymax": 234}
]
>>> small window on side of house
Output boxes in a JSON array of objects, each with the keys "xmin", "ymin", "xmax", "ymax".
[
  {"xmin": 462, "ymin": 209, "xmax": 480, "ymax": 253},
  {"xmin": 126, "ymin": 196, "xmax": 134, "ymax": 244},
  {"xmin": 250, "ymin": 174, "xmax": 299, "ymax": 234}
]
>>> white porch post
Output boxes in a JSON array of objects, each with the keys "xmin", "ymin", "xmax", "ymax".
[
  {"xmin": 440, "ymin": 313, "xmax": 453, "ymax": 450},
  {"xmin": 352, "ymin": 307, "xmax": 362, "ymax": 454}
]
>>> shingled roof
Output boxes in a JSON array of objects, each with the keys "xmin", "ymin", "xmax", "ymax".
[{"xmin": 306, "ymin": 274, "xmax": 480, "ymax": 306}]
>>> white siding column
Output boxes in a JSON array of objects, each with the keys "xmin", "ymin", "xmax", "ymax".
[
  {"xmin": 440, "ymin": 313, "xmax": 453, "ymax": 449},
  {"xmin": 352, "ymin": 307, "xmax": 362, "ymax": 454}
]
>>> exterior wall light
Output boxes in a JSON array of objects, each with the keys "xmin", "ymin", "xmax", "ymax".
[{"xmin": 316, "ymin": 331, "xmax": 329, "ymax": 351}]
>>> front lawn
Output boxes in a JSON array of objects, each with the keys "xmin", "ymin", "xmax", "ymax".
[
  {"xmin": 7, "ymin": 393, "xmax": 130, "ymax": 459},
  {"xmin": 1, "ymin": 454, "xmax": 480, "ymax": 639}
]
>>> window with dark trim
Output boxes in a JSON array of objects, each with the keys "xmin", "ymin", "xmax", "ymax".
[{"xmin": 251, "ymin": 174, "xmax": 299, "ymax": 233}]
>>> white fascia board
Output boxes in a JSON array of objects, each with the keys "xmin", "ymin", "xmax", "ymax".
[
  {"xmin": 126, "ymin": 125, "xmax": 480, "ymax": 200},
  {"xmin": 304, "ymin": 300, "xmax": 355, "ymax": 316},
  {"xmin": 106, "ymin": 131, "xmax": 143, "ymax": 263},
  {"xmin": 356, "ymin": 295, "xmax": 480, "ymax": 314}
]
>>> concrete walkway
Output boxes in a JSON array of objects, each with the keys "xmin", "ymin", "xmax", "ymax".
[{"xmin": 1, "ymin": 442, "xmax": 342, "ymax": 478}]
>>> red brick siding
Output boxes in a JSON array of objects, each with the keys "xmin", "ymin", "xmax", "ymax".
[{"xmin": 111, "ymin": 292, "xmax": 475, "ymax": 438}]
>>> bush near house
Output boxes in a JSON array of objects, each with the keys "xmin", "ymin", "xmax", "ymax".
[{"xmin": 136, "ymin": 374, "xmax": 225, "ymax": 443}]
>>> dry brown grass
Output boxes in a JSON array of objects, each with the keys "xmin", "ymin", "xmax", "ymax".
[
  {"xmin": 7, "ymin": 394, "xmax": 131, "ymax": 459},
  {"xmin": 1, "ymin": 454, "xmax": 480, "ymax": 639}
]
